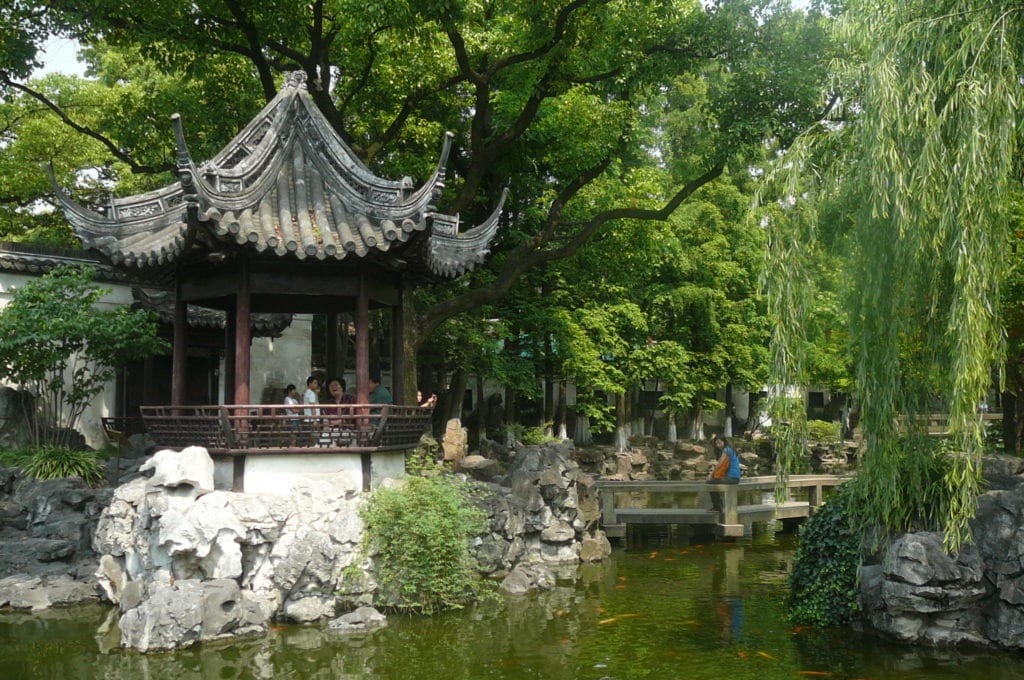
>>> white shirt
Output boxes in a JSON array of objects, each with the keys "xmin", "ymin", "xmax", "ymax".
[{"xmin": 303, "ymin": 387, "xmax": 319, "ymax": 417}]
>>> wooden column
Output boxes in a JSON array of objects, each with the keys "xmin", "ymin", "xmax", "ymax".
[
  {"xmin": 171, "ymin": 277, "xmax": 188, "ymax": 406},
  {"xmin": 142, "ymin": 356, "xmax": 155, "ymax": 405},
  {"xmin": 234, "ymin": 259, "xmax": 252, "ymax": 405},
  {"xmin": 355, "ymin": 277, "xmax": 370, "ymax": 403},
  {"xmin": 355, "ymin": 276, "xmax": 371, "ymax": 491},
  {"xmin": 327, "ymin": 312, "xmax": 340, "ymax": 380},
  {"xmin": 224, "ymin": 307, "xmax": 236, "ymax": 405},
  {"xmin": 391, "ymin": 292, "xmax": 405, "ymax": 404}
]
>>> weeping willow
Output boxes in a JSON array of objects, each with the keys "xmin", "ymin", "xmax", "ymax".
[{"xmin": 763, "ymin": 0, "xmax": 1022, "ymax": 552}]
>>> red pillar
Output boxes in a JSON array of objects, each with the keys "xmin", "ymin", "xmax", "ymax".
[
  {"xmin": 355, "ymin": 276, "xmax": 371, "ymax": 491},
  {"xmin": 391, "ymin": 291, "xmax": 404, "ymax": 405},
  {"xmin": 224, "ymin": 307, "xmax": 236, "ymax": 405},
  {"xmin": 234, "ymin": 259, "xmax": 251, "ymax": 405},
  {"xmin": 171, "ymin": 277, "xmax": 187, "ymax": 406},
  {"xmin": 355, "ymin": 276, "xmax": 369, "ymax": 403}
]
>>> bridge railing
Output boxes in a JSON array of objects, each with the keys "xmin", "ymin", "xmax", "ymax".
[{"xmin": 594, "ymin": 474, "xmax": 849, "ymax": 538}]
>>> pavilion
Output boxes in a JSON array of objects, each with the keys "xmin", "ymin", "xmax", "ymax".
[{"xmin": 49, "ymin": 71, "xmax": 505, "ymax": 491}]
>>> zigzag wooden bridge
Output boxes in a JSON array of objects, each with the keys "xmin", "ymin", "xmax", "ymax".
[{"xmin": 594, "ymin": 475, "xmax": 849, "ymax": 540}]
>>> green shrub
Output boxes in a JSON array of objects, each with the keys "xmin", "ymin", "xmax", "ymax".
[
  {"xmin": 504, "ymin": 423, "xmax": 558, "ymax": 446},
  {"xmin": 357, "ymin": 475, "xmax": 488, "ymax": 613},
  {"xmin": 0, "ymin": 448, "xmax": 26, "ymax": 468},
  {"xmin": 806, "ymin": 419, "xmax": 841, "ymax": 443},
  {"xmin": 17, "ymin": 445, "xmax": 105, "ymax": 486},
  {"xmin": 406, "ymin": 435, "xmax": 441, "ymax": 476},
  {"xmin": 788, "ymin": 483, "xmax": 861, "ymax": 627}
]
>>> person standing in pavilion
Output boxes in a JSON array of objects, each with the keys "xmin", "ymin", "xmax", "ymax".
[{"xmin": 368, "ymin": 373, "xmax": 393, "ymax": 404}]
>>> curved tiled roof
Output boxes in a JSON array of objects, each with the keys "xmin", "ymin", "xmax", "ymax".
[
  {"xmin": 50, "ymin": 71, "xmax": 503, "ymax": 278},
  {"xmin": 0, "ymin": 242, "xmax": 127, "ymax": 281}
]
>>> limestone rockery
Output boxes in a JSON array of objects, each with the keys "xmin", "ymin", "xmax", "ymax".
[
  {"xmin": 1, "ymin": 440, "xmax": 609, "ymax": 652},
  {"xmin": 858, "ymin": 455, "xmax": 1024, "ymax": 649}
]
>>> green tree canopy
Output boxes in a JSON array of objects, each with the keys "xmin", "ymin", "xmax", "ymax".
[{"xmin": 2, "ymin": 1, "xmax": 834, "ymax": 376}]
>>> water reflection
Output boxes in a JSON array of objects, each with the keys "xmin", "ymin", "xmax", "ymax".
[{"xmin": 4, "ymin": 532, "xmax": 1024, "ymax": 679}]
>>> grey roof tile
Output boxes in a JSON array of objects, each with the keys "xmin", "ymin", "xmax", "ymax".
[{"xmin": 50, "ymin": 71, "xmax": 503, "ymax": 278}]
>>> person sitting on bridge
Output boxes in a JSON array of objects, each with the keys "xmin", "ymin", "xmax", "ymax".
[{"xmin": 708, "ymin": 434, "xmax": 741, "ymax": 510}]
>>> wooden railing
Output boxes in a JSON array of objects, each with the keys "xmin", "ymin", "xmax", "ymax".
[
  {"xmin": 594, "ymin": 474, "xmax": 849, "ymax": 538},
  {"xmin": 139, "ymin": 404, "xmax": 432, "ymax": 454}
]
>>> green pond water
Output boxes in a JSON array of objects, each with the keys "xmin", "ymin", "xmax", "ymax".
[{"xmin": 3, "ymin": 530, "xmax": 1024, "ymax": 680}]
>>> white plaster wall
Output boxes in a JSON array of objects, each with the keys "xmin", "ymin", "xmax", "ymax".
[
  {"xmin": 0, "ymin": 270, "xmax": 132, "ymax": 448},
  {"xmin": 248, "ymin": 314, "xmax": 313, "ymax": 405},
  {"xmin": 243, "ymin": 453, "xmax": 361, "ymax": 494},
  {"xmin": 231, "ymin": 451, "xmax": 406, "ymax": 494},
  {"xmin": 370, "ymin": 452, "xmax": 407, "ymax": 488}
]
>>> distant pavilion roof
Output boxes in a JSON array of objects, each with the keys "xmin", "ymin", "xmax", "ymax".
[
  {"xmin": 131, "ymin": 288, "xmax": 292, "ymax": 338},
  {"xmin": 50, "ymin": 71, "xmax": 504, "ymax": 280}
]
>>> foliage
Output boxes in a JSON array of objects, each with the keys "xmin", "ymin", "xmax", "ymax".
[
  {"xmin": 504, "ymin": 423, "xmax": 559, "ymax": 447},
  {"xmin": 2, "ymin": 2, "xmax": 832, "ymax": 423},
  {"xmin": 0, "ymin": 449, "xmax": 23, "ymax": 468},
  {"xmin": 788, "ymin": 483, "xmax": 861, "ymax": 627},
  {"xmin": 847, "ymin": 436, "xmax": 965, "ymax": 546},
  {"xmin": 358, "ymin": 475, "xmax": 488, "ymax": 613},
  {"xmin": 14, "ymin": 445, "xmax": 105, "ymax": 486},
  {"xmin": 0, "ymin": 54, "xmax": 262, "ymax": 245},
  {"xmin": 806, "ymin": 419, "xmax": 841, "ymax": 443},
  {"xmin": 0, "ymin": 265, "xmax": 167, "ymax": 447},
  {"xmin": 763, "ymin": 0, "xmax": 1023, "ymax": 552},
  {"xmin": 546, "ymin": 173, "xmax": 771, "ymax": 437},
  {"xmin": 406, "ymin": 436, "xmax": 441, "ymax": 477}
]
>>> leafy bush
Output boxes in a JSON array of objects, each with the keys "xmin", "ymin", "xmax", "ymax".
[
  {"xmin": 806, "ymin": 419, "xmax": 841, "ymax": 443},
  {"xmin": 16, "ymin": 445, "xmax": 105, "ymax": 486},
  {"xmin": 504, "ymin": 423, "xmax": 558, "ymax": 446},
  {"xmin": 406, "ymin": 436, "xmax": 441, "ymax": 476},
  {"xmin": 788, "ymin": 483, "xmax": 861, "ymax": 627},
  {"xmin": 358, "ymin": 475, "xmax": 488, "ymax": 613},
  {"xmin": 0, "ymin": 448, "xmax": 25, "ymax": 468}
]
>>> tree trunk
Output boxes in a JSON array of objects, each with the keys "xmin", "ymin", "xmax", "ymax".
[
  {"xmin": 575, "ymin": 412, "xmax": 592, "ymax": 445},
  {"xmin": 446, "ymin": 368, "xmax": 468, "ymax": 423},
  {"xmin": 398, "ymin": 288, "xmax": 418, "ymax": 406},
  {"xmin": 475, "ymin": 374, "xmax": 487, "ymax": 448},
  {"xmin": 667, "ymin": 413, "xmax": 678, "ymax": 443},
  {"xmin": 615, "ymin": 392, "xmax": 629, "ymax": 453},
  {"xmin": 724, "ymin": 383, "xmax": 734, "ymax": 438},
  {"xmin": 1005, "ymin": 356, "xmax": 1023, "ymax": 455},
  {"xmin": 504, "ymin": 384, "xmax": 517, "ymax": 429},
  {"xmin": 689, "ymin": 406, "xmax": 705, "ymax": 440},
  {"xmin": 555, "ymin": 380, "xmax": 568, "ymax": 440},
  {"xmin": 543, "ymin": 332, "xmax": 555, "ymax": 437}
]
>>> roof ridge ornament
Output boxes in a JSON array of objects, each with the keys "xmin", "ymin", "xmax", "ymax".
[
  {"xmin": 170, "ymin": 114, "xmax": 198, "ymax": 205},
  {"xmin": 285, "ymin": 71, "xmax": 308, "ymax": 90}
]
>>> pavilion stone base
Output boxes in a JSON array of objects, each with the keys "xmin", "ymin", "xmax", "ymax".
[{"xmin": 212, "ymin": 452, "xmax": 407, "ymax": 494}]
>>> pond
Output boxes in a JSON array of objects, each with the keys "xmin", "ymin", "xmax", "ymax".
[{"xmin": 3, "ymin": 529, "xmax": 1024, "ymax": 680}]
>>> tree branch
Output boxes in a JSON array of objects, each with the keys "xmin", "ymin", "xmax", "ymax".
[
  {"xmin": 490, "ymin": 0, "xmax": 608, "ymax": 74},
  {"xmin": 417, "ymin": 161, "xmax": 726, "ymax": 341},
  {"xmin": 0, "ymin": 75, "xmax": 172, "ymax": 175},
  {"xmin": 222, "ymin": 0, "xmax": 278, "ymax": 100}
]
